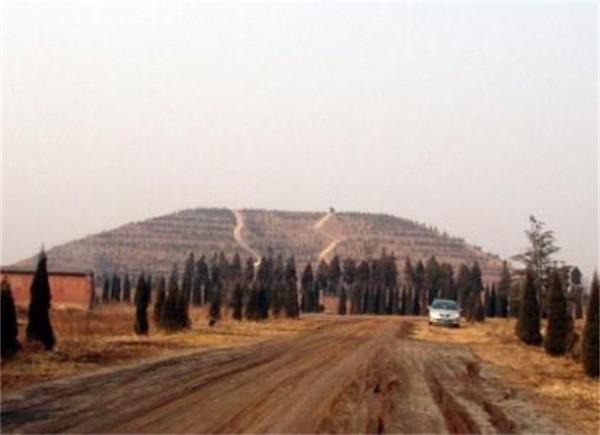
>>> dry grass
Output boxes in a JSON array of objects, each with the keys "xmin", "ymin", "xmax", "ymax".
[
  {"xmin": 412, "ymin": 318, "xmax": 600, "ymax": 435},
  {"xmin": 1, "ymin": 305, "xmax": 325, "ymax": 392}
]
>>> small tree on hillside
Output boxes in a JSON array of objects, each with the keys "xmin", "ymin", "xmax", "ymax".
[
  {"xmin": 516, "ymin": 269, "xmax": 542, "ymax": 345},
  {"xmin": 134, "ymin": 274, "xmax": 150, "ymax": 335},
  {"xmin": 582, "ymin": 272, "xmax": 599, "ymax": 377},
  {"xmin": 1, "ymin": 277, "xmax": 21, "ymax": 356},
  {"xmin": 26, "ymin": 250, "xmax": 56, "ymax": 350},
  {"xmin": 544, "ymin": 269, "xmax": 573, "ymax": 355}
]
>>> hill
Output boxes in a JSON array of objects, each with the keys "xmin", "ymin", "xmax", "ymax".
[{"xmin": 15, "ymin": 207, "xmax": 504, "ymax": 283}]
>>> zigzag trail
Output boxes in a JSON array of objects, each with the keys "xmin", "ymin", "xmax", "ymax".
[
  {"xmin": 232, "ymin": 209, "xmax": 262, "ymax": 261},
  {"xmin": 313, "ymin": 212, "xmax": 344, "ymax": 262}
]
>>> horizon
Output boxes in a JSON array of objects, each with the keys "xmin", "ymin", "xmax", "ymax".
[{"xmin": 2, "ymin": 2, "xmax": 598, "ymax": 278}]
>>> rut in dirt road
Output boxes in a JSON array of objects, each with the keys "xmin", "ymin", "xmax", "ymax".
[{"xmin": 1, "ymin": 318, "xmax": 567, "ymax": 434}]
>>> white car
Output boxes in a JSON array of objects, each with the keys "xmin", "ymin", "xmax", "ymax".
[{"xmin": 428, "ymin": 299, "xmax": 460, "ymax": 327}]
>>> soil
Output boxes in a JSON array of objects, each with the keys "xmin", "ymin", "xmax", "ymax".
[{"xmin": 1, "ymin": 317, "xmax": 570, "ymax": 434}]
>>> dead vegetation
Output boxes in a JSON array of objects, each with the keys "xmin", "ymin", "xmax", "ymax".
[
  {"xmin": 412, "ymin": 317, "xmax": 599, "ymax": 435},
  {"xmin": 0, "ymin": 305, "xmax": 325, "ymax": 391}
]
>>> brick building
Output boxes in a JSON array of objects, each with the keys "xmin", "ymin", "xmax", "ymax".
[{"xmin": 0, "ymin": 266, "xmax": 95, "ymax": 310}]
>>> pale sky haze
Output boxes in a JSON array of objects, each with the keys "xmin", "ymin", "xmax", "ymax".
[{"xmin": 1, "ymin": 2, "xmax": 598, "ymax": 277}]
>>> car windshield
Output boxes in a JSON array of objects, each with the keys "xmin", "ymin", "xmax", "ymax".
[{"xmin": 431, "ymin": 300, "xmax": 458, "ymax": 310}]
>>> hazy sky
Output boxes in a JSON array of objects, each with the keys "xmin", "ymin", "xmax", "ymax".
[{"xmin": 2, "ymin": 2, "xmax": 598, "ymax": 277}]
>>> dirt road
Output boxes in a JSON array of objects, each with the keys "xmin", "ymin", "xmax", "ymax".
[
  {"xmin": 314, "ymin": 212, "xmax": 343, "ymax": 262},
  {"xmin": 1, "ymin": 317, "xmax": 567, "ymax": 434},
  {"xmin": 232, "ymin": 209, "xmax": 262, "ymax": 261}
]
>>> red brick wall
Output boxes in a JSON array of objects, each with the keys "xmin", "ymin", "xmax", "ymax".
[{"xmin": 0, "ymin": 272, "xmax": 93, "ymax": 310}]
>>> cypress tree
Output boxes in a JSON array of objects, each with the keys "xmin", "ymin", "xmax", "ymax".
[
  {"xmin": 425, "ymin": 256, "xmax": 441, "ymax": 306},
  {"xmin": 244, "ymin": 256, "xmax": 255, "ymax": 285},
  {"xmin": 516, "ymin": 269, "xmax": 542, "ymax": 345},
  {"xmin": 439, "ymin": 263, "xmax": 456, "ymax": 300},
  {"xmin": 192, "ymin": 259, "xmax": 203, "ymax": 306},
  {"xmin": 232, "ymin": 282, "xmax": 244, "ymax": 321},
  {"xmin": 182, "ymin": 252, "xmax": 195, "ymax": 301},
  {"xmin": 197, "ymin": 255, "xmax": 210, "ymax": 305},
  {"xmin": 153, "ymin": 275, "xmax": 166, "ymax": 325},
  {"xmin": 328, "ymin": 256, "xmax": 342, "ymax": 296},
  {"xmin": 102, "ymin": 276, "xmax": 110, "ymax": 303},
  {"xmin": 230, "ymin": 252, "xmax": 243, "ymax": 283},
  {"xmin": 301, "ymin": 263, "xmax": 314, "ymax": 313},
  {"xmin": 26, "ymin": 250, "xmax": 55, "ymax": 350},
  {"xmin": 161, "ymin": 264, "xmax": 180, "ymax": 331},
  {"xmin": 496, "ymin": 262, "xmax": 511, "ymax": 317},
  {"xmin": 337, "ymin": 284, "xmax": 347, "ymax": 315},
  {"xmin": 1, "ymin": 277, "xmax": 21, "ymax": 356},
  {"xmin": 175, "ymin": 288, "xmax": 190, "ymax": 330},
  {"xmin": 110, "ymin": 274, "xmax": 122, "ymax": 302},
  {"xmin": 284, "ymin": 256, "xmax": 300, "ymax": 318},
  {"xmin": 343, "ymin": 258, "xmax": 357, "ymax": 314},
  {"xmin": 399, "ymin": 286, "xmax": 408, "ymax": 315},
  {"xmin": 582, "ymin": 272, "xmax": 599, "ymax": 377},
  {"xmin": 146, "ymin": 275, "xmax": 153, "ymax": 304},
  {"xmin": 315, "ymin": 260, "xmax": 329, "ymax": 295},
  {"xmin": 468, "ymin": 263, "xmax": 485, "ymax": 322},
  {"xmin": 271, "ymin": 254, "xmax": 285, "ymax": 317},
  {"xmin": 134, "ymin": 274, "xmax": 150, "ymax": 335},
  {"xmin": 245, "ymin": 283, "xmax": 259, "ymax": 320},
  {"xmin": 571, "ymin": 267, "xmax": 584, "ymax": 319},
  {"xmin": 483, "ymin": 286, "xmax": 490, "ymax": 316},
  {"xmin": 208, "ymin": 282, "xmax": 222, "ymax": 327},
  {"xmin": 488, "ymin": 285, "xmax": 497, "ymax": 318},
  {"xmin": 544, "ymin": 270, "xmax": 573, "ymax": 355},
  {"xmin": 415, "ymin": 260, "xmax": 426, "ymax": 315},
  {"xmin": 122, "ymin": 274, "xmax": 132, "ymax": 304}
]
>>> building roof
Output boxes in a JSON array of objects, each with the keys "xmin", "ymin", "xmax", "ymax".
[{"xmin": 0, "ymin": 266, "xmax": 94, "ymax": 277}]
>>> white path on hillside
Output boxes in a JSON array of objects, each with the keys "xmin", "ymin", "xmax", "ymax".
[
  {"xmin": 232, "ymin": 209, "xmax": 261, "ymax": 261},
  {"xmin": 313, "ymin": 212, "xmax": 344, "ymax": 261}
]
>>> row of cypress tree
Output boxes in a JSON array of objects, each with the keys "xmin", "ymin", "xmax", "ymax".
[{"xmin": 516, "ymin": 268, "xmax": 599, "ymax": 377}]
